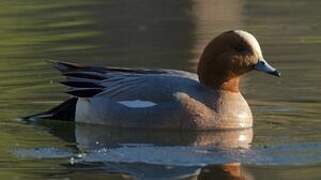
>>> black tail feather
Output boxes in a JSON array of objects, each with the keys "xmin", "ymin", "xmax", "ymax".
[
  {"xmin": 53, "ymin": 61, "xmax": 107, "ymax": 74},
  {"xmin": 60, "ymin": 80, "xmax": 104, "ymax": 89},
  {"xmin": 23, "ymin": 98, "xmax": 77, "ymax": 121},
  {"xmin": 63, "ymin": 72, "xmax": 106, "ymax": 80},
  {"xmin": 65, "ymin": 88, "xmax": 103, "ymax": 97}
]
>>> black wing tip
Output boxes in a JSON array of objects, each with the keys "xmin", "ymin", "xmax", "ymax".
[
  {"xmin": 60, "ymin": 80, "xmax": 104, "ymax": 89},
  {"xmin": 66, "ymin": 88, "xmax": 103, "ymax": 97},
  {"xmin": 53, "ymin": 61, "xmax": 85, "ymax": 73},
  {"xmin": 63, "ymin": 72, "xmax": 106, "ymax": 80}
]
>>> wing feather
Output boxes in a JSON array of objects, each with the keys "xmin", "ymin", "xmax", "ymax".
[
  {"xmin": 53, "ymin": 61, "xmax": 199, "ymax": 100},
  {"xmin": 65, "ymin": 88, "xmax": 104, "ymax": 97},
  {"xmin": 60, "ymin": 80, "xmax": 104, "ymax": 89}
]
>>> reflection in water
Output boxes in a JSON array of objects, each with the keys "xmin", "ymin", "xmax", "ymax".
[
  {"xmin": 74, "ymin": 124, "xmax": 253, "ymax": 150},
  {"xmin": 44, "ymin": 123, "xmax": 254, "ymax": 179},
  {"xmin": 199, "ymin": 163, "xmax": 252, "ymax": 180},
  {"xmin": 63, "ymin": 162, "xmax": 253, "ymax": 180}
]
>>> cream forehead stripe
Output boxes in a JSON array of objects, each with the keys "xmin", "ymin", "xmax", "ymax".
[
  {"xmin": 234, "ymin": 30, "xmax": 263, "ymax": 57},
  {"xmin": 117, "ymin": 100, "xmax": 157, "ymax": 108}
]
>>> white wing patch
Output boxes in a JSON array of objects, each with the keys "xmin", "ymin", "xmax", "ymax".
[{"xmin": 117, "ymin": 100, "xmax": 157, "ymax": 108}]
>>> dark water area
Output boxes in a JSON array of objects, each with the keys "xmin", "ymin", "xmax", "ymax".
[{"xmin": 0, "ymin": 0, "xmax": 320, "ymax": 179}]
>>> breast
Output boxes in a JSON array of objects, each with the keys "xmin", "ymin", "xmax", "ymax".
[
  {"xmin": 176, "ymin": 90, "xmax": 253, "ymax": 130},
  {"xmin": 212, "ymin": 91, "xmax": 253, "ymax": 129}
]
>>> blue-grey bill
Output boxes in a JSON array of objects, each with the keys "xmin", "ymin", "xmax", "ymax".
[{"xmin": 255, "ymin": 59, "xmax": 281, "ymax": 77}]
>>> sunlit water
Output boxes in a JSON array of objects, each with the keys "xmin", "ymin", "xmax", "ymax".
[{"xmin": 0, "ymin": 0, "xmax": 320, "ymax": 179}]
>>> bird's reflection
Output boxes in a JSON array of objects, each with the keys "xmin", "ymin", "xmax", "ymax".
[
  {"xmin": 198, "ymin": 163, "xmax": 252, "ymax": 180},
  {"xmin": 37, "ymin": 121, "xmax": 254, "ymax": 179},
  {"xmin": 74, "ymin": 124, "xmax": 253, "ymax": 150}
]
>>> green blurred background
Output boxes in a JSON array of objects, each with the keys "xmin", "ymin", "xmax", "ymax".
[{"xmin": 0, "ymin": 0, "xmax": 320, "ymax": 179}]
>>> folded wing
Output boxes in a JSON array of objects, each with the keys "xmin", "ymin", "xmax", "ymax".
[{"xmin": 54, "ymin": 61, "xmax": 199, "ymax": 102}]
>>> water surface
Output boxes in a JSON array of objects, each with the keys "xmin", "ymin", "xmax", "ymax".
[{"xmin": 0, "ymin": 0, "xmax": 320, "ymax": 179}]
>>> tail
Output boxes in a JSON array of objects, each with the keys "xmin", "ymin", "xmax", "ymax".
[{"xmin": 23, "ymin": 97, "xmax": 78, "ymax": 121}]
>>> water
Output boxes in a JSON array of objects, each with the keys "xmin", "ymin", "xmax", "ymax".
[{"xmin": 0, "ymin": 0, "xmax": 320, "ymax": 179}]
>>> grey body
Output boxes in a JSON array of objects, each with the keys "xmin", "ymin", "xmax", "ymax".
[
  {"xmin": 74, "ymin": 72, "xmax": 252, "ymax": 129},
  {"xmin": 25, "ymin": 61, "xmax": 253, "ymax": 130}
]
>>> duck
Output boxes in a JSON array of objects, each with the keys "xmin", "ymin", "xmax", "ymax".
[{"xmin": 26, "ymin": 30, "xmax": 280, "ymax": 130}]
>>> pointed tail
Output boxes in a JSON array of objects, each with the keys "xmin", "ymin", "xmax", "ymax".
[{"xmin": 23, "ymin": 97, "xmax": 78, "ymax": 121}]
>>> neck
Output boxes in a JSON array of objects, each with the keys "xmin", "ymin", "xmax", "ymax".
[
  {"xmin": 219, "ymin": 77, "xmax": 240, "ymax": 92},
  {"xmin": 200, "ymin": 75, "xmax": 241, "ymax": 93}
]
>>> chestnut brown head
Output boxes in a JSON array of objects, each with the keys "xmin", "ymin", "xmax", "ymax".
[{"xmin": 197, "ymin": 30, "xmax": 280, "ymax": 92}]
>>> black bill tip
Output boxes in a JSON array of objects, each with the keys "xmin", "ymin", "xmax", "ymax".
[{"xmin": 269, "ymin": 70, "xmax": 281, "ymax": 77}]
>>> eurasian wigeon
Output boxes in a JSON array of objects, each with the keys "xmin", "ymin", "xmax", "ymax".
[{"xmin": 27, "ymin": 30, "xmax": 280, "ymax": 130}]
